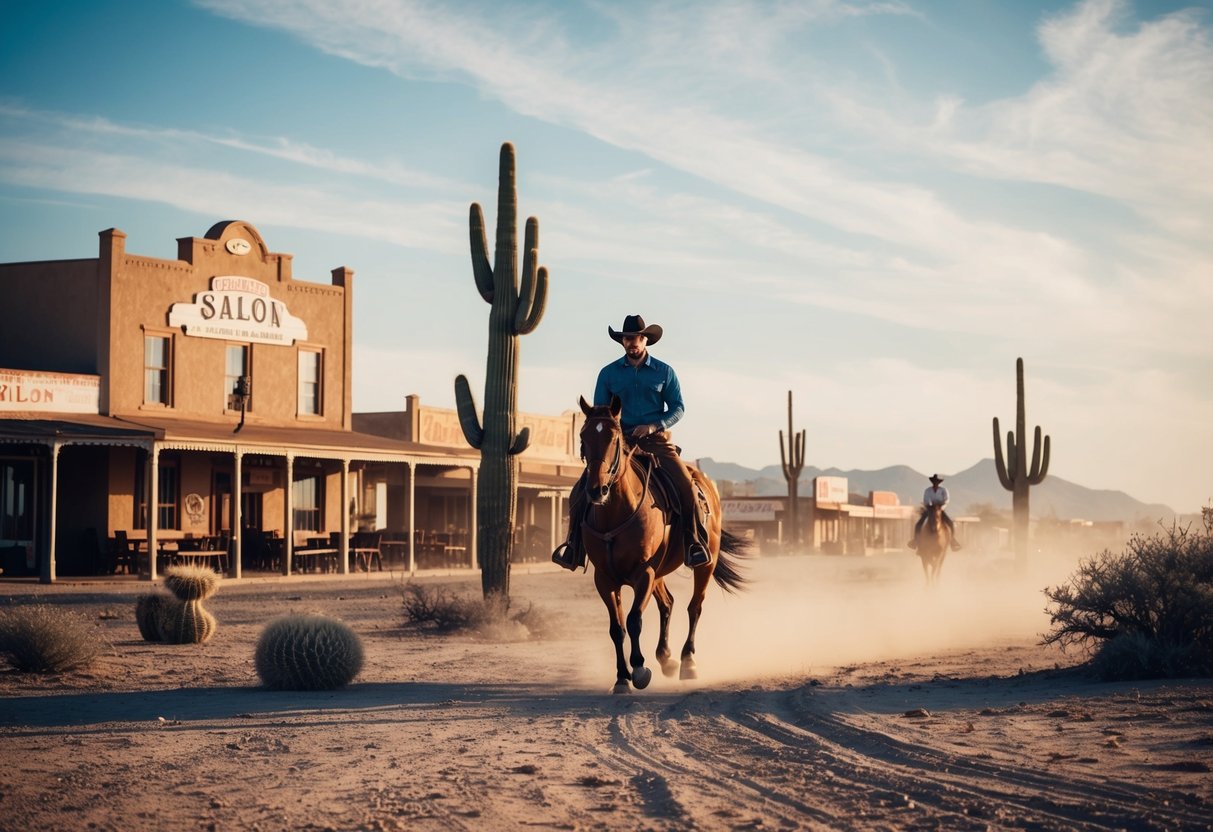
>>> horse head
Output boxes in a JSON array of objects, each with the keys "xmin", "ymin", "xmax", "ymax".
[{"xmin": 579, "ymin": 394, "xmax": 626, "ymax": 506}]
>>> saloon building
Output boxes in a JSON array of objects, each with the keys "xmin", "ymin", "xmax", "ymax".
[{"xmin": 0, "ymin": 221, "xmax": 581, "ymax": 582}]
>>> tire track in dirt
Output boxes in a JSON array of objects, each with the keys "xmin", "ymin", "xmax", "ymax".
[{"xmin": 725, "ymin": 685, "xmax": 1212, "ymax": 831}]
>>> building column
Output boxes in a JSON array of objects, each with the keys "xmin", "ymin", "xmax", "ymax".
[
  {"xmin": 405, "ymin": 461, "xmax": 416, "ymax": 575},
  {"xmin": 550, "ymin": 492, "xmax": 560, "ymax": 556},
  {"xmin": 468, "ymin": 466, "xmax": 478, "ymax": 569},
  {"xmin": 232, "ymin": 449, "xmax": 243, "ymax": 579},
  {"xmin": 283, "ymin": 454, "xmax": 294, "ymax": 575},
  {"xmin": 148, "ymin": 445, "xmax": 160, "ymax": 581},
  {"xmin": 339, "ymin": 459, "xmax": 350, "ymax": 575},
  {"xmin": 42, "ymin": 441, "xmax": 61, "ymax": 584}
]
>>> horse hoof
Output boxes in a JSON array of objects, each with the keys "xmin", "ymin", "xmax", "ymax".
[
  {"xmin": 612, "ymin": 681, "xmax": 631, "ymax": 695},
  {"xmin": 659, "ymin": 658, "xmax": 679, "ymax": 678},
  {"xmin": 631, "ymin": 665, "xmax": 652, "ymax": 690},
  {"xmin": 680, "ymin": 661, "xmax": 698, "ymax": 681}
]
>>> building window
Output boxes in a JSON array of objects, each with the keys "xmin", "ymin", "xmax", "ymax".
[
  {"xmin": 0, "ymin": 459, "xmax": 35, "ymax": 542},
  {"xmin": 298, "ymin": 349, "xmax": 322, "ymax": 416},
  {"xmin": 158, "ymin": 462, "xmax": 180, "ymax": 531},
  {"xmin": 225, "ymin": 345, "xmax": 250, "ymax": 412},
  {"xmin": 144, "ymin": 335, "xmax": 172, "ymax": 406},
  {"xmin": 293, "ymin": 475, "xmax": 323, "ymax": 532}
]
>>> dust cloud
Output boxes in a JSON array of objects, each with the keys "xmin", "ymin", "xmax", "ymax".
[{"xmin": 618, "ymin": 545, "xmax": 1094, "ymax": 686}]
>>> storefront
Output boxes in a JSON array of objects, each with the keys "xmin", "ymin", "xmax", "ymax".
[{"xmin": 0, "ymin": 221, "xmax": 581, "ymax": 582}]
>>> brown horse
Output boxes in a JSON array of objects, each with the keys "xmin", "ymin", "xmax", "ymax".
[
  {"xmin": 915, "ymin": 503, "xmax": 950, "ymax": 586},
  {"xmin": 577, "ymin": 395, "xmax": 747, "ymax": 693}
]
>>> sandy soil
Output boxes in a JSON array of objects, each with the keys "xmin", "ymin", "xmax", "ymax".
[{"xmin": 1, "ymin": 550, "xmax": 1210, "ymax": 831}]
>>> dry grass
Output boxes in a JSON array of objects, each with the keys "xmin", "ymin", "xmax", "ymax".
[
  {"xmin": 400, "ymin": 582, "xmax": 555, "ymax": 640},
  {"xmin": 0, "ymin": 604, "xmax": 105, "ymax": 673}
]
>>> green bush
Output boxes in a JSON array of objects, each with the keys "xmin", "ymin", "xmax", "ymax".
[
  {"xmin": 1043, "ymin": 508, "xmax": 1213, "ymax": 680},
  {"xmin": 0, "ymin": 604, "xmax": 104, "ymax": 673}
]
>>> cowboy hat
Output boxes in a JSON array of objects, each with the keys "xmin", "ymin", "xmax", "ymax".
[
  {"xmin": 608, "ymin": 314, "xmax": 662, "ymax": 345},
  {"xmin": 929, "ymin": 474, "xmax": 944, "ymax": 485}
]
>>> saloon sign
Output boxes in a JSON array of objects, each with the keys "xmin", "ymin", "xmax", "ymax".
[{"xmin": 169, "ymin": 276, "xmax": 308, "ymax": 345}]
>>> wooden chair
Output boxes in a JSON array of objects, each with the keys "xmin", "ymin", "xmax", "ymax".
[{"xmin": 351, "ymin": 531, "xmax": 383, "ymax": 572}]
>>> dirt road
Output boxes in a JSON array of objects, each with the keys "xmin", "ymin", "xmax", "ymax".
[{"xmin": 1, "ymin": 554, "xmax": 1210, "ymax": 830}]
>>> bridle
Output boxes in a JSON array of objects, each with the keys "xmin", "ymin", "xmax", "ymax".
[{"xmin": 580, "ymin": 416, "xmax": 627, "ymax": 490}]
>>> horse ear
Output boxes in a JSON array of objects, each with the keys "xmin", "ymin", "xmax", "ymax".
[
  {"xmin": 609, "ymin": 395, "xmax": 622, "ymax": 419},
  {"xmin": 579, "ymin": 395, "xmax": 593, "ymax": 416}
]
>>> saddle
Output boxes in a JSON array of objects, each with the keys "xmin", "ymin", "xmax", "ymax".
[{"xmin": 629, "ymin": 451, "xmax": 711, "ymax": 528}]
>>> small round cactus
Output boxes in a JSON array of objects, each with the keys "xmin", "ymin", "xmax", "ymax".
[
  {"xmin": 159, "ymin": 600, "xmax": 217, "ymax": 644},
  {"xmin": 254, "ymin": 614, "xmax": 364, "ymax": 691},
  {"xmin": 163, "ymin": 564, "xmax": 220, "ymax": 601},
  {"xmin": 134, "ymin": 593, "xmax": 168, "ymax": 642}
]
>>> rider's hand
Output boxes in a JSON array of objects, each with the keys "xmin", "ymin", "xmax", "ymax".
[{"xmin": 631, "ymin": 424, "xmax": 657, "ymax": 439}]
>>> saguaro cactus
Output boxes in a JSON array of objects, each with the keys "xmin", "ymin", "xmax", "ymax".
[
  {"xmin": 779, "ymin": 391, "xmax": 806, "ymax": 548},
  {"xmin": 455, "ymin": 143, "xmax": 549, "ymax": 599},
  {"xmin": 993, "ymin": 357, "xmax": 1051, "ymax": 571}
]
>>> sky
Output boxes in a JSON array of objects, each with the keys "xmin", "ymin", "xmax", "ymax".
[{"xmin": 1, "ymin": 0, "xmax": 1210, "ymax": 513}]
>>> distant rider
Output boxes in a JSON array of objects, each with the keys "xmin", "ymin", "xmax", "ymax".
[{"xmin": 908, "ymin": 474, "xmax": 962, "ymax": 551}]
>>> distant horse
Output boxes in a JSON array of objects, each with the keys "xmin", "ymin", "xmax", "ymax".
[
  {"xmin": 577, "ymin": 395, "xmax": 747, "ymax": 692},
  {"xmin": 915, "ymin": 503, "xmax": 950, "ymax": 586}
]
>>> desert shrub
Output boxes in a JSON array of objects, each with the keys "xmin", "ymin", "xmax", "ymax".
[
  {"xmin": 254, "ymin": 614, "xmax": 364, "ymax": 690},
  {"xmin": 0, "ymin": 604, "xmax": 104, "ymax": 673},
  {"xmin": 401, "ymin": 583, "xmax": 553, "ymax": 639},
  {"xmin": 1043, "ymin": 511, "xmax": 1213, "ymax": 680}
]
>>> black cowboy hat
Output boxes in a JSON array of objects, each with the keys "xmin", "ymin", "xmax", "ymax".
[
  {"xmin": 608, "ymin": 314, "xmax": 662, "ymax": 345},
  {"xmin": 929, "ymin": 474, "xmax": 944, "ymax": 485}
]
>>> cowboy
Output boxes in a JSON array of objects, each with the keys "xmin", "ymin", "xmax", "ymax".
[
  {"xmin": 552, "ymin": 314, "xmax": 711, "ymax": 571},
  {"xmin": 908, "ymin": 474, "xmax": 962, "ymax": 551}
]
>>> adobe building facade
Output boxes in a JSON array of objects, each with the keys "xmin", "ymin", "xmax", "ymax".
[{"xmin": 0, "ymin": 221, "xmax": 580, "ymax": 582}]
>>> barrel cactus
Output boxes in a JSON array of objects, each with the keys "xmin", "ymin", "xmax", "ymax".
[
  {"xmin": 254, "ymin": 614, "xmax": 364, "ymax": 691},
  {"xmin": 134, "ymin": 593, "xmax": 168, "ymax": 642},
  {"xmin": 157, "ymin": 564, "xmax": 220, "ymax": 644}
]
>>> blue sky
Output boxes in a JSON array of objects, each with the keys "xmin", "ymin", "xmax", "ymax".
[{"xmin": 1, "ymin": 0, "xmax": 1210, "ymax": 513}]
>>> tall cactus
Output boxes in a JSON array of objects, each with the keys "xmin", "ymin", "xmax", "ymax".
[
  {"xmin": 993, "ymin": 357, "xmax": 1051, "ymax": 571},
  {"xmin": 455, "ymin": 143, "xmax": 549, "ymax": 599},
  {"xmin": 779, "ymin": 390, "xmax": 806, "ymax": 548}
]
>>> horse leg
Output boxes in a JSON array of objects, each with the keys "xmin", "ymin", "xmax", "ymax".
[
  {"xmin": 595, "ymin": 574, "xmax": 631, "ymax": 693},
  {"xmin": 678, "ymin": 564, "xmax": 712, "ymax": 681},
  {"xmin": 652, "ymin": 578, "xmax": 678, "ymax": 677},
  {"xmin": 625, "ymin": 568, "xmax": 657, "ymax": 690}
]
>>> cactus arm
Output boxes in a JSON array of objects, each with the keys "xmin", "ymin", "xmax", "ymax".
[
  {"xmin": 779, "ymin": 430, "xmax": 789, "ymax": 474},
  {"xmin": 516, "ymin": 265, "xmax": 548, "ymax": 335},
  {"xmin": 993, "ymin": 417, "xmax": 1014, "ymax": 490},
  {"xmin": 508, "ymin": 427, "xmax": 531, "ymax": 456},
  {"xmin": 469, "ymin": 203, "xmax": 494, "ymax": 303},
  {"xmin": 795, "ymin": 430, "xmax": 805, "ymax": 468},
  {"xmin": 1028, "ymin": 430, "xmax": 1051, "ymax": 484},
  {"xmin": 454, "ymin": 374, "xmax": 484, "ymax": 449}
]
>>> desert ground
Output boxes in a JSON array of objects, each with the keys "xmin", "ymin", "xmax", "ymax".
[{"xmin": 1, "ymin": 548, "xmax": 1210, "ymax": 831}]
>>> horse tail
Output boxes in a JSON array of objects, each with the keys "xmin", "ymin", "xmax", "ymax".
[{"xmin": 713, "ymin": 529, "xmax": 751, "ymax": 594}]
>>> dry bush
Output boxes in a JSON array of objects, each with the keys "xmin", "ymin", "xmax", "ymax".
[
  {"xmin": 0, "ymin": 604, "xmax": 104, "ymax": 673},
  {"xmin": 1043, "ymin": 508, "xmax": 1213, "ymax": 680},
  {"xmin": 400, "ymin": 583, "xmax": 552, "ymax": 639}
]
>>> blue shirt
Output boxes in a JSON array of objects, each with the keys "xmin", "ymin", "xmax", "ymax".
[{"xmin": 594, "ymin": 352, "xmax": 686, "ymax": 432}]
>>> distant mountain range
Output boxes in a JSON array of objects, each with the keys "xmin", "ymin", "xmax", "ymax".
[{"xmin": 695, "ymin": 458, "xmax": 1176, "ymax": 524}]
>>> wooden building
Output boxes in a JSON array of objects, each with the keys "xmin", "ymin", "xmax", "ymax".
[{"xmin": 0, "ymin": 221, "xmax": 580, "ymax": 582}]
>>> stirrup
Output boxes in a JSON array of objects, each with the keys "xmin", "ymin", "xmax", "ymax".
[
  {"xmin": 684, "ymin": 542, "xmax": 710, "ymax": 568},
  {"xmin": 551, "ymin": 543, "xmax": 578, "ymax": 571}
]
